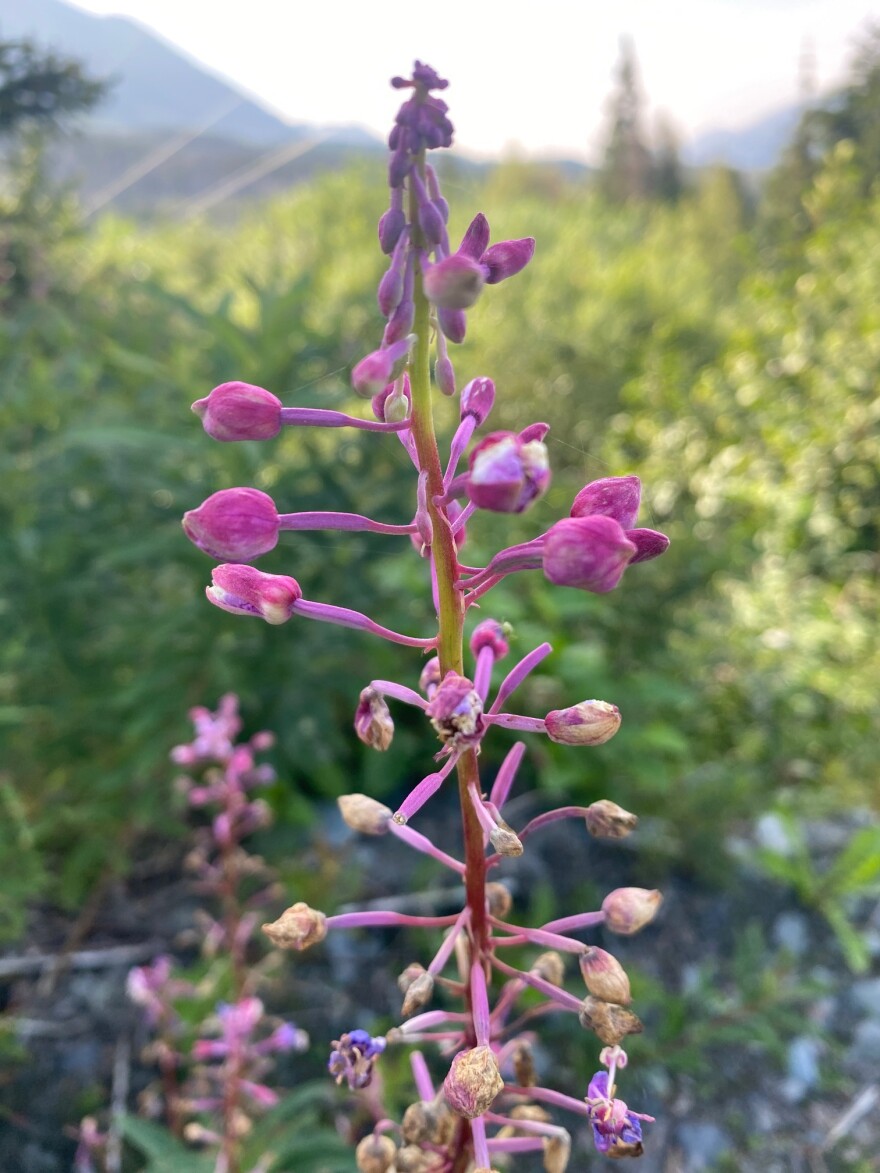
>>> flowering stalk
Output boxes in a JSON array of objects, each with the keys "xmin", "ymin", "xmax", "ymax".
[{"xmin": 184, "ymin": 62, "xmax": 671, "ymax": 1169}]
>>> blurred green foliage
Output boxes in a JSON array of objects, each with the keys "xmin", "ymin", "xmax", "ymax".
[{"xmin": 1, "ymin": 101, "xmax": 878, "ymax": 937}]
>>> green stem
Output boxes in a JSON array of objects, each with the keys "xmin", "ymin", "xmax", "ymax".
[{"xmin": 406, "ymin": 158, "xmax": 490, "ymax": 1173}]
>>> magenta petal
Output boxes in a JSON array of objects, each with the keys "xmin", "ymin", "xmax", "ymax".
[
  {"xmin": 458, "ymin": 212, "xmax": 491, "ymax": 259},
  {"xmin": 626, "ymin": 527, "xmax": 670, "ymax": 563},
  {"xmin": 571, "ymin": 476, "xmax": 641, "ymax": 528},
  {"xmin": 481, "ymin": 237, "xmax": 535, "ymax": 283}
]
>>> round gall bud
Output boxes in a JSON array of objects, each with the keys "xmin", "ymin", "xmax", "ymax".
[
  {"xmin": 354, "ymin": 688, "xmax": 395, "ymax": 751},
  {"xmin": 545, "ymin": 700, "xmax": 621, "ymax": 746},
  {"xmin": 579, "ymin": 946, "xmax": 632, "ymax": 1006},
  {"xmin": 261, "ymin": 902, "xmax": 327, "ymax": 951},
  {"xmin": 542, "ymin": 515, "xmax": 636, "ymax": 594},
  {"xmin": 486, "ymin": 881, "xmax": 513, "ymax": 919},
  {"xmin": 602, "ymin": 887, "xmax": 663, "ymax": 935},
  {"xmin": 512, "ymin": 1040, "xmax": 536, "ymax": 1088},
  {"xmin": 442, "ymin": 1046, "xmax": 503, "ymax": 1119},
  {"xmin": 544, "ymin": 1131, "xmax": 572, "ymax": 1173},
  {"xmin": 400, "ymin": 969, "xmax": 435, "ymax": 1017},
  {"xmin": 490, "ymin": 823, "xmax": 524, "ymax": 857},
  {"xmin": 338, "ymin": 794, "xmax": 392, "ymax": 835}
]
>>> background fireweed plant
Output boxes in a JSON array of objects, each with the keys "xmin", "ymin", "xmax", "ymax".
[{"xmin": 183, "ymin": 63, "xmax": 670, "ymax": 1171}]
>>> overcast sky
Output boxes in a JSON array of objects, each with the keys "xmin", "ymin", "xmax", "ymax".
[{"xmin": 71, "ymin": 0, "xmax": 877, "ymax": 160}]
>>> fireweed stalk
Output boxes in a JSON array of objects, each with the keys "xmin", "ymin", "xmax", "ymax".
[
  {"xmin": 184, "ymin": 63, "xmax": 669, "ymax": 1170},
  {"xmin": 122, "ymin": 696, "xmax": 308, "ymax": 1173}
]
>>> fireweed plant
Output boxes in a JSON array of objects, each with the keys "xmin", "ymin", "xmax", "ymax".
[
  {"xmin": 183, "ymin": 64, "xmax": 669, "ymax": 1171},
  {"xmin": 115, "ymin": 696, "xmax": 308, "ymax": 1172}
]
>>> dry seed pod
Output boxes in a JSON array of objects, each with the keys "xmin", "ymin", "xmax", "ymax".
[{"xmin": 583, "ymin": 799, "xmax": 638, "ymax": 839}]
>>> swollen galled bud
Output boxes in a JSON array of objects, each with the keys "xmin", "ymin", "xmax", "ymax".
[
  {"xmin": 183, "ymin": 488, "xmax": 280, "ymax": 562},
  {"xmin": 399, "ymin": 965, "xmax": 435, "ymax": 1017},
  {"xmin": 426, "ymin": 671, "xmax": 484, "ymax": 747},
  {"xmin": 542, "ymin": 516, "xmax": 636, "ymax": 594},
  {"xmin": 602, "ymin": 888, "xmax": 663, "ymax": 935},
  {"xmin": 545, "ymin": 700, "xmax": 621, "ymax": 746},
  {"xmin": 192, "ymin": 381, "xmax": 282, "ymax": 442},
  {"xmin": 442, "ymin": 1045, "xmax": 503, "ymax": 1119},
  {"xmin": 262, "ymin": 902, "xmax": 327, "ymax": 951},
  {"xmin": 469, "ymin": 618, "xmax": 510, "ymax": 661},
  {"xmin": 543, "ymin": 1131, "xmax": 572, "ymax": 1173},
  {"xmin": 423, "ymin": 253, "xmax": 486, "ymax": 309}
]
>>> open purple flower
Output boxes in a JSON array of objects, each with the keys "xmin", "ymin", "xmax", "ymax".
[
  {"xmin": 328, "ymin": 1030, "xmax": 386, "ymax": 1090},
  {"xmin": 586, "ymin": 1070, "xmax": 653, "ymax": 1157}
]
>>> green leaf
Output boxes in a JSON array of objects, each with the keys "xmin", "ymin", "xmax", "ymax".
[{"xmin": 119, "ymin": 1116, "xmax": 215, "ymax": 1173}]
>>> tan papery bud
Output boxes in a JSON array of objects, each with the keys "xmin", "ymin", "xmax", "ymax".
[
  {"xmin": 512, "ymin": 1039, "xmax": 536, "ymax": 1087},
  {"xmin": 579, "ymin": 946, "xmax": 632, "ymax": 1005},
  {"xmin": 338, "ymin": 793, "xmax": 393, "ymax": 835},
  {"xmin": 486, "ymin": 881, "xmax": 513, "ymax": 918},
  {"xmin": 443, "ymin": 1046, "xmax": 504, "ymax": 1119},
  {"xmin": 394, "ymin": 1144, "xmax": 442, "ymax": 1172},
  {"xmin": 511, "ymin": 1104, "xmax": 551, "ymax": 1123},
  {"xmin": 602, "ymin": 887, "xmax": 663, "ymax": 935},
  {"xmin": 356, "ymin": 1133, "xmax": 397, "ymax": 1173},
  {"xmin": 545, "ymin": 700, "xmax": 621, "ymax": 746},
  {"xmin": 401, "ymin": 970, "xmax": 435, "ymax": 1017},
  {"xmin": 531, "ymin": 951, "xmax": 565, "ymax": 987},
  {"xmin": 401, "ymin": 1101, "xmax": 434, "ymax": 1143},
  {"xmin": 584, "ymin": 799, "xmax": 638, "ymax": 840},
  {"xmin": 261, "ymin": 901, "xmax": 327, "ymax": 951},
  {"xmin": 578, "ymin": 996, "xmax": 643, "ymax": 1046},
  {"xmin": 543, "ymin": 1132, "xmax": 572, "ymax": 1173},
  {"xmin": 490, "ymin": 822, "xmax": 524, "ymax": 857}
]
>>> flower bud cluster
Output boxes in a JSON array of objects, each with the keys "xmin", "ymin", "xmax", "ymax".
[{"xmin": 178, "ymin": 61, "xmax": 674, "ymax": 1171}]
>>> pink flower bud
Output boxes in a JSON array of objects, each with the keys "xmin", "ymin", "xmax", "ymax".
[
  {"xmin": 419, "ymin": 656, "xmax": 442, "ymax": 697},
  {"xmin": 467, "ymin": 431, "xmax": 550, "ymax": 514},
  {"xmin": 602, "ymin": 888, "xmax": 663, "ymax": 935},
  {"xmin": 354, "ymin": 688, "xmax": 395, "ymax": 750},
  {"xmin": 579, "ymin": 946, "xmax": 632, "ymax": 1005},
  {"xmin": 443, "ymin": 1046, "xmax": 503, "ymax": 1119},
  {"xmin": 470, "ymin": 619, "xmax": 509, "ymax": 660},
  {"xmin": 460, "ymin": 376, "xmax": 496, "ymax": 424},
  {"xmin": 438, "ymin": 305, "xmax": 466, "ymax": 344},
  {"xmin": 372, "ymin": 373, "xmax": 411, "ymax": 422},
  {"xmin": 352, "ymin": 337, "xmax": 412, "ymax": 398},
  {"xmin": 545, "ymin": 700, "xmax": 621, "ymax": 746},
  {"xmin": 570, "ymin": 476, "xmax": 641, "ymax": 529},
  {"xmin": 426, "ymin": 671, "xmax": 484, "ymax": 746},
  {"xmin": 191, "ymin": 382, "xmax": 282, "ymax": 442},
  {"xmin": 183, "ymin": 488, "xmax": 279, "ymax": 562},
  {"xmin": 435, "ymin": 353, "xmax": 456, "ymax": 396},
  {"xmin": 262, "ymin": 902, "xmax": 327, "ymax": 951},
  {"xmin": 542, "ymin": 516, "xmax": 636, "ymax": 593},
  {"xmin": 207, "ymin": 564, "xmax": 301, "ymax": 624},
  {"xmin": 423, "ymin": 253, "xmax": 486, "ymax": 309},
  {"xmin": 480, "ymin": 236, "xmax": 535, "ymax": 283}
]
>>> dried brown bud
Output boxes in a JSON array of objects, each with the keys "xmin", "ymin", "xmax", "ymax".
[
  {"xmin": 356, "ymin": 1133, "xmax": 397, "ymax": 1173},
  {"xmin": 394, "ymin": 1144, "xmax": 443, "ymax": 1172},
  {"xmin": 512, "ymin": 1040, "xmax": 536, "ymax": 1087},
  {"xmin": 261, "ymin": 901, "xmax": 327, "ymax": 951},
  {"xmin": 607, "ymin": 1141, "xmax": 644, "ymax": 1159},
  {"xmin": 543, "ymin": 1131, "xmax": 572, "ymax": 1173},
  {"xmin": 486, "ymin": 881, "xmax": 513, "ymax": 918},
  {"xmin": 583, "ymin": 799, "xmax": 638, "ymax": 840},
  {"xmin": 490, "ymin": 822, "xmax": 524, "ymax": 857},
  {"xmin": 338, "ymin": 793, "xmax": 393, "ymax": 835},
  {"xmin": 442, "ymin": 1045, "xmax": 504, "ymax": 1119},
  {"xmin": 578, "ymin": 996, "xmax": 643, "ymax": 1046},
  {"xmin": 401, "ymin": 1101, "xmax": 434, "ymax": 1144},
  {"xmin": 602, "ymin": 887, "xmax": 663, "ymax": 935},
  {"xmin": 579, "ymin": 946, "xmax": 632, "ymax": 1006},
  {"xmin": 531, "ymin": 951, "xmax": 565, "ymax": 987},
  {"xmin": 401, "ymin": 970, "xmax": 435, "ymax": 1017},
  {"xmin": 355, "ymin": 687, "xmax": 395, "ymax": 750},
  {"xmin": 511, "ymin": 1104, "xmax": 551, "ymax": 1123}
]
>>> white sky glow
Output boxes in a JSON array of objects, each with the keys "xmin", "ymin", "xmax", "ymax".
[{"xmin": 69, "ymin": 0, "xmax": 877, "ymax": 160}]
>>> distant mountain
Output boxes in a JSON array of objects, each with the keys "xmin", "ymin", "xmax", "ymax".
[
  {"xmin": 0, "ymin": 0, "xmax": 375, "ymax": 147},
  {"xmin": 686, "ymin": 102, "xmax": 805, "ymax": 171}
]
